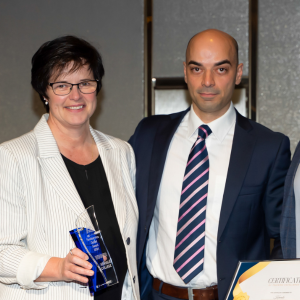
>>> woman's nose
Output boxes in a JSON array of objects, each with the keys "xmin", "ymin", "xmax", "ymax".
[{"xmin": 69, "ymin": 85, "xmax": 81, "ymax": 100}]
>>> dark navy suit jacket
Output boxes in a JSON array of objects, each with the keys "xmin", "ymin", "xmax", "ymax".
[
  {"xmin": 281, "ymin": 142, "xmax": 300, "ymax": 258},
  {"xmin": 129, "ymin": 108, "xmax": 290, "ymax": 300}
]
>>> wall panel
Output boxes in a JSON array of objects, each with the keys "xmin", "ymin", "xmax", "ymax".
[
  {"xmin": 0, "ymin": 0, "xmax": 144, "ymax": 143},
  {"xmin": 152, "ymin": 0, "xmax": 249, "ymax": 78},
  {"xmin": 257, "ymin": 0, "xmax": 300, "ymax": 153}
]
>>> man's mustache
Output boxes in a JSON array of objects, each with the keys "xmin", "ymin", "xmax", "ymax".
[{"xmin": 196, "ymin": 88, "xmax": 220, "ymax": 95}]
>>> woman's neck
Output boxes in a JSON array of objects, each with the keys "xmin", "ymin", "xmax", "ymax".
[{"xmin": 47, "ymin": 116, "xmax": 98, "ymax": 165}]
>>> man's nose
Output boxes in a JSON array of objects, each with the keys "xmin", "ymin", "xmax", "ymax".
[{"xmin": 202, "ymin": 70, "xmax": 215, "ymax": 87}]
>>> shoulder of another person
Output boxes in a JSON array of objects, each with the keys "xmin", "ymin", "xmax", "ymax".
[{"xmin": 293, "ymin": 141, "xmax": 300, "ymax": 158}]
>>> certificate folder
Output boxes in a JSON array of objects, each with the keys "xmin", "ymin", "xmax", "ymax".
[{"xmin": 225, "ymin": 259, "xmax": 300, "ymax": 300}]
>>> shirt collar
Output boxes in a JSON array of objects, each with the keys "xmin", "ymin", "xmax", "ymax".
[{"xmin": 188, "ymin": 102, "xmax": 236, "ymax": 142}]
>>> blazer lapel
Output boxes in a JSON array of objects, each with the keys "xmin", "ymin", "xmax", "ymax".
[
  {"xmin": 146, "ymin": 109, "xmax": 189, "ymax": 224},
  {"xmin": 91, "ymin": 129, "xmax": 127, "ymax": 233},
  {"xmin": 34, "ymin": 114, "xmax": 126, "ymax": 232},
  {"xmin": 34, "ymin": 115, "xmax": 85, "ymax": 218},
  {"xmin": 218, "ymin": 112, "xmax": 257, "ymax": 239}
]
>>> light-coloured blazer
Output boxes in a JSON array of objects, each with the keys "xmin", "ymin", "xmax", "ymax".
[{"xmin": 0, "ymin": 115, "xmax": 140, "ymax": 300}]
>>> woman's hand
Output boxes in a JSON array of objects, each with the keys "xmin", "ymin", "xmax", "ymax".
[
  {"xmin": 58, "ymin": 248, "xmax": 94, "ymax": 283},
  {"xmin": 35, "ymin": 248, "xmax": 94, "ymax": 283}
]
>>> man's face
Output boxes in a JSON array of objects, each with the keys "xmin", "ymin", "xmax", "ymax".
[{"xmin": 184, "ymin": 33, "xmax": 243, "ymax": 120}]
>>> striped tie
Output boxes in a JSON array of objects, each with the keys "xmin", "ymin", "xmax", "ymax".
[{"xmin": 173, "ymin": 124, "xmax": 212, "ymax": 283}]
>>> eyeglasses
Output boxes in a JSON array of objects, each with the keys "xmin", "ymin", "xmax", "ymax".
[{"xmin": 49, "ymin": 80, "xmax": 98, "ymax": 96}]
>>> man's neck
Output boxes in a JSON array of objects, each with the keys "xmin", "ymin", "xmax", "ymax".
[{"xmin": 192, "ymin": 102, "xmax": 231, "ymax": 124}]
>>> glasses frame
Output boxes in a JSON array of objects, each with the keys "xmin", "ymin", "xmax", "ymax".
[{"xmin": 49, "ymin": 79, "xmax": 99, "ymax": 96}]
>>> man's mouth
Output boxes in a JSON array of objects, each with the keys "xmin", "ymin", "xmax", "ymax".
[{"xmin": 199, "ymin": 93, "xmax": 217, "ymax": 97}]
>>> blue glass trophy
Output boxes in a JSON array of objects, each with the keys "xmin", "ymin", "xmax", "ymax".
[{"xmin": 69, "ymin": 205, "xmax": 118, "ymax": 295}]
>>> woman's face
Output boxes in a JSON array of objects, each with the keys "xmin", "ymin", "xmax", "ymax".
[{"xmin": 46, "ymin": 63, "xmax": 97, "ymax": 130}]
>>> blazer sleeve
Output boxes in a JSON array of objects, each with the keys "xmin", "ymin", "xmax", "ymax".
[
  {"xmin": 263, "ymin": 135, "xmax": 291, "ymax": 258},
  {"xmin": 0, "ymin": 145, "xmax": 51, "ymax": 289},
  {"xmin": 128, "ymin": 143, "xmax": 136, "ymax": 193}
]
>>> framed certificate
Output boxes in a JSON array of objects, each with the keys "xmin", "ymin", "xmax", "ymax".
[{"xmin": 226, "ymin": 260, "xmax": 300, "ymax": 300}]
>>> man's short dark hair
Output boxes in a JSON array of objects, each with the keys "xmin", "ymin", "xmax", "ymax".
[{"xmin": 31, "ymin": 36, "xmax": 105, "ymax": 112}]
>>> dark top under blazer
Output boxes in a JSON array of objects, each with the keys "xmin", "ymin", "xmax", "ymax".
[
  {"xmin": 62, "ymin": 155, "xmax": 128, "ymax": 300},
  {"xmin": 129, "ymin": 108, "xmax": 291, "ymax": 300}
]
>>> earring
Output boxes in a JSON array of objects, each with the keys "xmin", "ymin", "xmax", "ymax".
[{"xmin": 44, "ymin": 98, "xmax": 48, "ymax": 105}]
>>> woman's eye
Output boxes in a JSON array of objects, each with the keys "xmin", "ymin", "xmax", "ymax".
[
  {"xmin": 58, "ymin": 84, "xmax": 67, "ymax": 89},
  {"xmin": 80, "ymin": 82, "xmax": 90, "ymax": 87}
]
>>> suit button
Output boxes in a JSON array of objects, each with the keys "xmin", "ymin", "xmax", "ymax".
[
  {"xmin": 126, "ymin": 237, "xmax": 130, "ymax": 245},
  {"xmin": 218, "ymin": 240, "xmax": 222, "ymax": 243},
  {"xmin": 144, "ymin": 227, "xmax": 147, "ymax": 231},
  {"xmin": 133, "ymin": 276, "xmax": 136, "ymax": 283}
]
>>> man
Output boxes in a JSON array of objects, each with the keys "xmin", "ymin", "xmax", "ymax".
[
  {"xmin": 129, "ymin": 29, "xmax": 290, "ymax": 300},
  {"xmin": 281, "ymin": 142, "xmax": 300, "ymax": 259}
]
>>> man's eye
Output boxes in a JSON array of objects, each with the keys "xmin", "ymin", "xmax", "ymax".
[
  {"xmin": 192, "ymin": 67, "xmax": 200, "ymax": 72},
  {"xmin": 218, "ymin": 68, "xmax": 226, "ymax": 73}
]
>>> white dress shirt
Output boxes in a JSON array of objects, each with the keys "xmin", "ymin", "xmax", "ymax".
[{"xmin": 146, "ymin": 103, "xmax": 236, "ymax": 288}]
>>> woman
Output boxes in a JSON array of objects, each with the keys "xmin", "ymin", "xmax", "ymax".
[{"xmin": 0, "ymin": 36, "xmax": 139, "ymax": 300}]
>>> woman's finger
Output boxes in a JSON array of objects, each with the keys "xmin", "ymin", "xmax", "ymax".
[
  {"xmin": 70, "ymin": 248, "xmax": 89, "ymax": 260},
  {"xmin": 70, "ymin": 264, "xmax": 94, "ymax": 277},
  {"xmin": 69, "ymin": 255, "xmax": 93, "ymax": 269},
  {"xmin": 65, "ymin": 270, "xmax": 89, "ymax": 284}
]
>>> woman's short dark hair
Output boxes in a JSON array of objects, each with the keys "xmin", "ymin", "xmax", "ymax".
[{"xmin": 31, "ymin": 36, "xmax": 105, "ymax": 112}]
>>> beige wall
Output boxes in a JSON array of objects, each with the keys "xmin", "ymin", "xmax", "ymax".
[
  {"xmin": 152, "ymin": 0, "xmax": 300, "ymax": 154},
  {"xmin": 0, "ymin": 0, "xmax": 144, "ymax": 143},
  {"xmin": 257, "ymin": 0, "xmax": 300, "ymax": 153}
]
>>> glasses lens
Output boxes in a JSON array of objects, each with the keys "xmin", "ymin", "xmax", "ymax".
[
  {"xmin": 79, "ymin": 81, "xmax": 98, "ymax": 94},
  {"xmin": 52, "ymin": 83, "xmax": 72, "ymax": 95}
]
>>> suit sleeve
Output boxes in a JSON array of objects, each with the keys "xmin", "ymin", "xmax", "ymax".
[
  {"xmin": 263, "ymin": 135, "xmax": 291, "ymax": 258},
  {"xmin": 0, "ymin": 145, "xmax": 51, "ymax": 289}
]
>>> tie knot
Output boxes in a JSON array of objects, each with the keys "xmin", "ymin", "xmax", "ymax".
[{"xmin": 198, "ymin": 125, "xmax": 212, "ymax": 140}]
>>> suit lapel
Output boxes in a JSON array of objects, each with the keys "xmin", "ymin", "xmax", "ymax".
[
  {"xmin": 91, "ymin": 129, "xmax": 127, "ymax": 233},
  {"xmin": 34, "ymin": 115, "xmax": 127, "ymax": 233},
  {"xmin": 34, "ymin": 115, "xmax": 86, "ymax": 218},
  {"xmin": 38, "ymin": 156, "xmax": 86, "ymax": 217},
  {"xmin": 146, "ymin": 110, "xmax": 189, "ymax": 224},
  {"xmin": 218, "ymin": 112, "xmax": 257, "ymax": 239},
  {"xmin": 285, "ymin": 142, "xmax": 300, "ymax": 200}
]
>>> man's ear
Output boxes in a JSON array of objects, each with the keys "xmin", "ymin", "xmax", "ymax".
[
  {"xmin": 235, "ymin": 63, "xmax": 243, "ymax": 85},
  {"xmin": 183, "ymin": 61, "xmax": 187, "ymax": 83}
]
